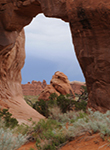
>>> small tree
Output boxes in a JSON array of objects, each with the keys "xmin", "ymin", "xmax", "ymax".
[
  {"xmin": 33, "ymin": 100, "xmax": 49, "ymax": 118},
  {"xmin": 77, "ymin": 85, "xmax": 88, "ymax": 102},
  {"xmin": 57, "ymin": 94, "xmax": 74, "ymax": 113}
]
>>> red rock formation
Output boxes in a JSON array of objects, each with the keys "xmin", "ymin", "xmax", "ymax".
[
  {"xmin": 0, "ymin": 0, "xmax": 110, "ymax": 122},
  {"xmin": 39, "ymin": 71, "xmax": 75, "ymax": 101},
  {"xmin": 70, "ymin": 81, "xmax": 86, "ymax": 95},
  {"xmin": 50, "ymin": 71, "xmax": 75, "ymax": 97},
  {"xmin": 22, "ymin": 80, "xmax": 47, "ymax": 96},
  {"xmin": 38, "ymin": 85, "xmax": 60, "ymax": 101},
  {"xmin": 0, "ymin": 29, "xmax": 44, "ymax": 124}
]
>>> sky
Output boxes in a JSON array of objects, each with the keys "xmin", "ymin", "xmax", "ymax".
[{"xmin": 21, "ymin": 13, "xmax": 85, "ymax": 84}]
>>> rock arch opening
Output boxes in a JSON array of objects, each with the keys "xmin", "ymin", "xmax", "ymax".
[{"xmin": 22, "ymin": 14, "xmax": 85, "ymax": 84}]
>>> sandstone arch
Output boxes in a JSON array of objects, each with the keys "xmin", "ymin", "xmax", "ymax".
[{"xmin": 0, "ymin": 0, "xmax": 110, "ymax": 123}]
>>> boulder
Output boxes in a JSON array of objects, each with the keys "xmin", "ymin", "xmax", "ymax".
[
  {"xmin": 38, "ymin": 71, "xmax": 75, "ymax": 101},
  {"xmin": 38, "ymin": 85, "xmax": 60, "ymax": 101},
  {"xmin": 50, "ymin": 71, "xmax": 75, "ymax": 97}
]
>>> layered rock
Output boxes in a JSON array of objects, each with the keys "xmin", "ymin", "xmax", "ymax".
[
  {"xmin": 50, "ymin": 71, "xmax": 75, "ymax": 97},
  {"xmin": 22, "ymin": 80, "xmax": 47, "ymax": 96},
  {"xmin": 0, "ymin": 29, "xmax": 44, "ymax": 124},
  {"xmin": 70, "ymin": 81, "xmax": 86, "ymax": 95},
  {"xmin": 38, "ymin": 85, "xmax": 60, "ymax": 101},
  {"xmin": 38, "ymin": 71, "xmax": 75, "ymax": 101},
  {"xmin": 0, "ymin": 0, "xmax": 110, "ymax": 121}
]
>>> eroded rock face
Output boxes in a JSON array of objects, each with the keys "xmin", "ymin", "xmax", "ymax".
[
  {"xmin": 22, "ymin": 80, "xmax": 47, "ymax": 96},
  {"xmin": 0, "ymin": 0, "xmax": 110, "ymax": 121},
  {"xmin": 39, "ymin": 71, "xmax": 75, "ymax": 101},
  {"xmin": 38, "ymin": 85, "xmax": 60, "ymax": 101},
  {"xmin": 66, "ymin": 1, "xmax": 110, "ymax": 112},
  {"xmin": 50, "ymin": 71, "xmax": 75, "ymax": 96},
  {"xmin": 0, "ymin": 28, "xmax": 44, "ymax": 124},
  {"xmin": 70, "ymin": 81, "xmax": 86, "ymax": 95}
]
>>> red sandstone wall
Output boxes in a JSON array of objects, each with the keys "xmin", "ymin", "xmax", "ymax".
[
  {"xmin": 22, "ymin": 79, "xmax": 85, "ymax": 96},
  {"xmin": 22, "ymin": 80, "xmax": 47, "ymax": 95},
  {"xmin": 70, "ymin": 81, "xmax": 86, "ymax": 95}
]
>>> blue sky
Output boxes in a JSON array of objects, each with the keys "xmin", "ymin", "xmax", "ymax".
[{"xmin": 21, "ymin": 14, "xmax": 85, "ymax": 84}]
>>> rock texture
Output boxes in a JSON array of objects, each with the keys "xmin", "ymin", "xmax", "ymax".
[
  {"xmin": 38, "ymin": 85, "xmax": 60, "ymax": 101},
  {"xmin": 0, "ymin": 0, "xmax": 110, "ymax": 121},
  {"xmin": 50, "ymin": 71, "xmax": 75, "ymax": 96},
  {"xmin": 66, "ymin": 1, "xmax": 110, "ymax": 112},
  {"xmin": 0, "ymin": 29, "xmax": 44, "ymax": 124},
  {"xmin": 22, "ymin": 80, "xmax": 47, "ymax": 96},
  {"xmin": 38, "ymin": 71, "xmax": 75, "ymax": 101},
  {"xmin": 70, "ymin": 81, "xmax": 86, "ymax": 95}
]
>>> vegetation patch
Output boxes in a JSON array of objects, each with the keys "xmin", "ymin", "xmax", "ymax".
[
  {"xmin": 2, "ymin": 86, "xmax": 110, "ymax": 150},
  {"xmin": 0, "ymin": 109, "xmax": 27, "ymax": 150},
  {"xmin": 0, "ymin": 109, "xmax": 18, "ymax": 128}
]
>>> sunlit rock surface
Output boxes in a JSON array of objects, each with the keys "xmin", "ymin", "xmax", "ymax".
[{"xmin": 38, "ymin": 71, "xmax": 75, "ymax": 101}]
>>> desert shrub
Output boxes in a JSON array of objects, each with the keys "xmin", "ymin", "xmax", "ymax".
[
  {"xmin": 73, "ymin": 85, "xmax": 88, "ymax": 112},
  {"xmin": 33, "ymin": 93, "xmax": 58, "ymax": 117},
  {"xmin": 26, "ymin": 109, "xmax": 110, "ymax": 150},
  {"xmin": 57, "ymin": 95, "xmax": 74, "ymax": 113},
  {"xmin": 49, "ymin": 109, "xmax": 87, "ymax": 124},
  {"xmin": 56, "ymin": 94, "xmax": 87, "ymax": 113},
  {"xmin": 32, "ymin": 119, "xmax": 66, "ymax": 150},
  {"xmin": 48, "ymin": 93, "xmax": 58, "ymax": 106},
  {"xmin": 15, "ymin": 123, "xmax": 30, "ymax": 135},
  {"xmin": 0, "ymin": 109, "xmax": 18, "ymax": 128},
  {"xmin": 35, "ymin": 93, "xmax": 87, "ymax": 118},
  {"xmin": 76, "ymin": 85, "xmax": 88, "ymax": 102},
  {"xmin": 24, "ymin": 95, "xmax": 39, "ymax": 107},
  {"xmin": 0, "ymin": 128, "xmax": 27, "ymax": 150},
  {"xmin": 74, "ymin": 100, "xmax": 87, "ymax": 112},
  {"xmin": 33, "ymin": 99, "xmax": 49, "ymax": 117},
  {"xmin": 48, "ymin": 106, "xmax": 62, "ymax": 121}
]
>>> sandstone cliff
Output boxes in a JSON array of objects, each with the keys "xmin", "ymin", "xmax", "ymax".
[
  {"xmin": 22, "ymin": 80, "xmax": 47, "ymax": 96},
  {"xmin": 0, "ymin": 0, "xmax": 110, "ymax": 123},
  {"xmin": 0, "ymin": 29, "xmax": 44, "ymax": 124}
]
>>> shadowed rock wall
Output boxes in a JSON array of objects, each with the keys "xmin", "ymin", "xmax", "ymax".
[{"xmin": 0, "ymin": 0, "xmax": 110, "ymax": 123}]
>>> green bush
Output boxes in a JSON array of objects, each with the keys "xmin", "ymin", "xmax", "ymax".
[
  {"xmin": 48, "ymin": 93, "xmax": 58, "ymax": 106},
  {"xmin": 74, "ymin": 100, "xmax": 87, "ymax": 112},
  {"xmin": 33, "ymin": 100, "xmax": 49, "ymax": 117},
  {"xmin": 57, "ymin": 95, "xmax": 74, "ymax": 113},
  {"xmin": 26, "ymin": 109, "xmax": 110, "ymax": 150},
  {"xmin": 0, "ymin": 109, "xmax": 18, "ymax": 128},
  {"xmin": 34, "ymin": 119, "xmax": 66, "ymax": 150},
  {"xmin": 0, "ymin": 109, "xmax": 27, "ymax": 150},
  {"xmin": 76, "ymin": 85, "xmax": 88, "ymax": 102},
  {"xmin": 43, "ymin": 144, "xmax": 56, "ymax": 150},
  {"xmin": 33, "ymin": 93, "xmax": 58, "ymax": 117},
  {"xmin": 34, "ymin": 92, "xmax": 87, "ymax": 118}
]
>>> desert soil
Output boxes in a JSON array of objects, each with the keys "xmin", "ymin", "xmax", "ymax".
[
  {"xmin": 18, "ymin": 133, "xmax": 110, "ymax": 150},
  {"xmin": 18, "ymin": 142, "xmax": 37, "ymax": 150}
]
